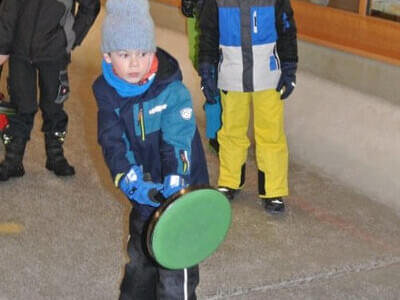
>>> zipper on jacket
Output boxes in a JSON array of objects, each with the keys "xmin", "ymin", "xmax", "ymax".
[
  {"xmin": 138, "ymin": 104, "xmax": 146, "ymax": 141},
  {"xmin": 179, "ymin": 150, "xmax": 189, "ymax": 174},
  {"xmin": 273, "ymin": 45, "xmax": 281, "ymax": 70},
  {"xmin": 253, "ymin": 10, "xmax": 258, "ymax": 34}
]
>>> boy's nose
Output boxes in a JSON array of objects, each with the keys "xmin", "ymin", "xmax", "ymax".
[{"xmin": 129, "ymin": 57, "xmax": 139, "ymax": 67}]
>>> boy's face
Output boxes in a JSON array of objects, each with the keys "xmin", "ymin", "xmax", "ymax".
[{"xmin": 104, "ymin": 50, "xmax": 155, "ymax": 84}]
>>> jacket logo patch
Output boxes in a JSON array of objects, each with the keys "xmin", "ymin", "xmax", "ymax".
[
  {"xmin": 149, "ymin": 104, "xmax": 167, "ymax": 115},
  {"xmin": 180, "ymin": 108, "xmax": 192, "ymax": 120}
]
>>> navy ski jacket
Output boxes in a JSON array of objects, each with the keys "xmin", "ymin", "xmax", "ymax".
[{"xmin": 92, "ymin": 48, "xmax": 209, "ymax": 191}]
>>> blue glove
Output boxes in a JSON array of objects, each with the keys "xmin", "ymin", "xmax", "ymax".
[
  {"xmin": 276, "ymin": 62, "xmax": 297, "ymax": 100},
  {"xmin": 161, "ymin": 175, "xmax": 187, "ymax": 199},
  {"xmin": 204, "ymin": 97, "xmax": 221, "ymax": 139},
  {"xmin": 198, "ymin": 63, "xmax": 220, "ymax": 104},
  {"xmin": 119, "ymin": 165, "xmax": 163, "ymax": 207}
]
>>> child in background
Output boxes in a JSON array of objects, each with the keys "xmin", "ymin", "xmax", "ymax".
[
  {"xmin": 92, "ymin": 0, "xmax": 209, "ymax": 298},
  {"xmin": 198, "ymin": 0, "xmax": 298, "ymax": 214},
  {"xmin": 0, "ymin": 0, "xmax": 100, "ymax": 181}
]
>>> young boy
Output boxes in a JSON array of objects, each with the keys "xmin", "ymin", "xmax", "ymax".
[
  {"xmin": 92, "ymin": 0, "xmax": 209, "ymax": 298},
  {"xmin": 198, "ymin": 0, "xmax": 298, "ymax": 214},
  {"xmin": 0, "ymin": 0, "xmax": 100, "ymax": 181},
  {"xmin": 181, "ymin": 0, "xmax": 221, "ymax": 154}
]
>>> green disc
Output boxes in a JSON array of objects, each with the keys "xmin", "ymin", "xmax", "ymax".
[{"xmin": 151, "ymin": 189, "xmax": 231, "ymax": 269}]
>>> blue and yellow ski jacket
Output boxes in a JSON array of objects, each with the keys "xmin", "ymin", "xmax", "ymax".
[
  {"xmin": 198, "ymin": 0, "xmax": 298, "ymax": 92},
  {"xmin": 92, "ymin": 48, "xmax": 209, "ymax": 190}
]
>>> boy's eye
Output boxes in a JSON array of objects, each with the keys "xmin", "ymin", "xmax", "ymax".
[{"xmin": 118, "ymin": 52, "xmax": 128, "ymax": 58}]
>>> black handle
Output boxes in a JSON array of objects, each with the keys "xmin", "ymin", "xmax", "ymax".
[
  {"xmin": 148, "ymin": 189, "xmax": 166, "ymax": 204},
  {"xmin": 143, "ymin": 172, "xmax": 166, "ymax": 204}
]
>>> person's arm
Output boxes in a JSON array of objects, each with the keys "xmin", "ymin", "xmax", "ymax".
[
  {"xmin": 197, "ymin": 0, "xmax": 219, "ymax": 65},
  {"xmin": 73, "ymin": 0, "xmax": 101, "ymax": 48},
  {"xmin": 0, "ymin": 0, "xmax": 22, "ymax": 55},
  {"xmin": 92, "ymin": 79, "xmax": 133, "ymax": 183},
  {"xmin": 275, "ymin": 0, "xmax": 298, "ymax": 63},
  {"xmin": 159, "ymin": 82, "xmax": 196, "ymax": 181},
  {"xmin": 275, "ymin": 0, "xmax": 298, "ymax": 99},
  {"xmin": 197, "ymin": 0, "xmax": 220, "ymax": 103}
]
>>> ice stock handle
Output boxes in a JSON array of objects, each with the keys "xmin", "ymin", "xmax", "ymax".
[{"xmin": 143, "ymin": 172, "xmax": 166, "ymax": 204}]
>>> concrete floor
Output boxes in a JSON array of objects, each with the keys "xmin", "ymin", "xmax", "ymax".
[{"xmin": 1, "ymin": 8, "xmax": 400, "ymax": 300}]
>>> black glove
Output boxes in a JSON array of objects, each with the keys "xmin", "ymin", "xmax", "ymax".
[
  {"xmin": 276, "ymin": 62, "xmax": 297, "ymax": 100},
  {"xmin": 198, "ymin": 63, "xmax": 220, "ymax": 104},
  {"xmin": 181, "ymin": 0, "xmax": 195, "ymax": 18}
]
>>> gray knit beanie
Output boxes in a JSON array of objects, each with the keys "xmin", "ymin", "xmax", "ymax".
[{"xmin": 101, "ymin": 0, "xmax": 156, "ymax": 53}]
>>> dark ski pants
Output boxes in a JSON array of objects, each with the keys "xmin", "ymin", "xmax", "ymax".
[
  {"xmin": 6, "ymin": 56, "xmax": 69, "ymax": 140},
  {"xmin": 119, "ymin": 208, "xmax": 199, "ymax": 300}
]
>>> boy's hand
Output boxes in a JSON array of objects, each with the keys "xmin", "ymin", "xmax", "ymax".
[
  {"xmin": 198, "ymin": 63, "xmax": 220, "ymax": 104},
  {"xmin": 0, "ymin": 54, "xmax": 9, "ymax": 65},
  {"xmin": 276, "ymin": 62, "xmax": 297, "ymax": 100},
  {"xmin": 181, "ymin": 0, "xmax": 195, "ymax": 18},
  {"xmin": 119, "ymin": 165, "xmax": 163, "ymax": 207},
  {"xmin": 161, "ymin": 175, "xmax": 187, "ymax": 199}
]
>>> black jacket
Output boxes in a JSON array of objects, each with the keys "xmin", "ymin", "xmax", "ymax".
[{"xmin": 0, "ymin": 0, "xmax": 100, "ymax": 63}]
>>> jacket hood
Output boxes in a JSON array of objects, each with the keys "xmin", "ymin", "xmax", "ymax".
[{"xmin": 151, "ymin": 47, "xmax": 183, "ymax": 92}]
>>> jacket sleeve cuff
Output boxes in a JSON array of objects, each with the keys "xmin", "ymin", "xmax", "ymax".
[{"xmin": 114, "ymin": 173, "xmax": 125, "ymax": 187}]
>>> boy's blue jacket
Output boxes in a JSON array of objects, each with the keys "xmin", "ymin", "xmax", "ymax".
[{"xmin": 92, "ymin": 48, "xmax": 209, "ymax": 192}]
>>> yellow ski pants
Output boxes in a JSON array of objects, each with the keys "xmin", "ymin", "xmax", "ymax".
[{"xmin": 218, "ymin": 89, "xmax": 289, "ymax": 198}]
